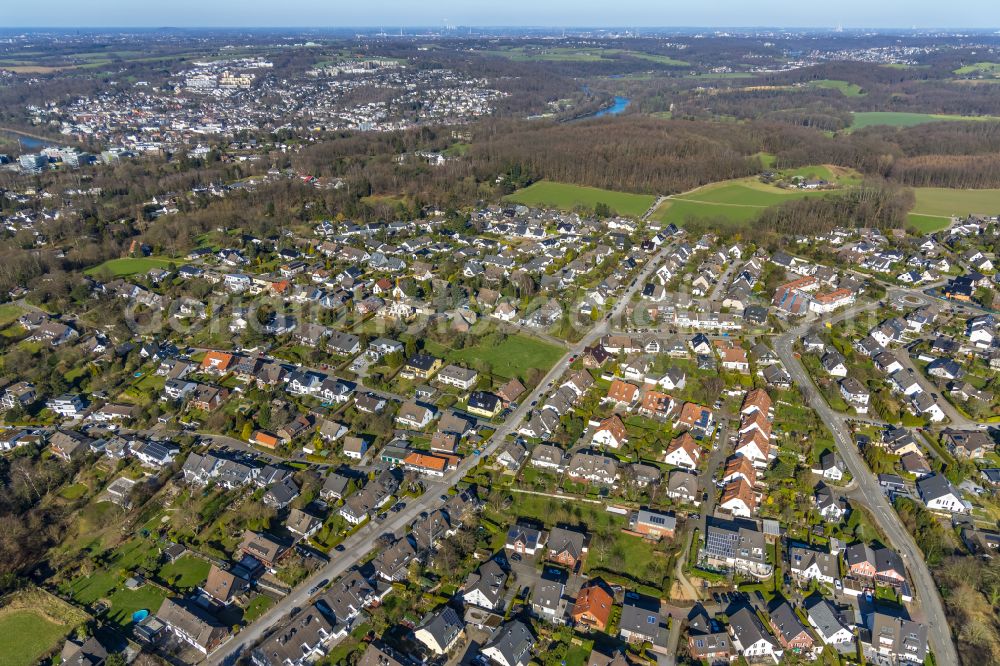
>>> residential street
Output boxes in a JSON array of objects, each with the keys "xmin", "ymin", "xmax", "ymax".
[
  {"xmin": 894, "ymin": 345, "xmax": 973, "ymax": 426},
  {"xmin": 774, "ymin": 299, "xmax": 959, "ymax": 666},
  {"xmin": 202, "ymin": 230, "xmax": 677, "ymax": 665}
]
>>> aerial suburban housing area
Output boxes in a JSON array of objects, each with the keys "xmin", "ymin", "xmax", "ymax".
[{"xmin": 3, "ymin": 4, "xmax": 1000, "ymax": 666}]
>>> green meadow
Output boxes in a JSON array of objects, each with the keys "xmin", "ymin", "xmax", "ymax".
[
  {"xmin": 850, "ymin": 111, "xmax": 1000, "ymax": 130},
  {"xmin": 504, "ymin": 181, "xmax": 656, "ymax": 218}
]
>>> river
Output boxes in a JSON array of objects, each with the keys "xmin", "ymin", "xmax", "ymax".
[
  {"xmin": 592, "ymin": 96, "xmax": 631, "ymax": 117},
  {"xmin": 2, "ymin": 130, "xmax": 50, "ymax": 150}
]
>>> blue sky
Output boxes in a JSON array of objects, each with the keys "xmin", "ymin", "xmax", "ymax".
[{"xmin": 5, "ymin": 0, "xmax": 1000, "ymax": 29}]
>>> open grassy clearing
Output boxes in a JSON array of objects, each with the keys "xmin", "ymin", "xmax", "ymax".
[
  {"xmin": 850, "ymin": 111, "xmax": 1000, "ymax": 130},
  {"xmin": 906, "ymin": 214, "xmax": 952, "ymax": 233},
  {"xmin": 755, "ymin": 152, "xmax": 777, "ymax": 169},
  {"xmin": 425, "ymin": 333, "xmax": 564, "ymax": 382},
  {"xmin": 361, "ymin": 194, "xmax": 410, "ymax": 208},
  {"xmin": 911, "ymin": 187, "xmax": 1000, "ymax": 219},
  {"xmin": 105, "ymin": 586, "xmax": 168, "ymax": 627},
  {"xmin": 59, "ymin": 483, "xmax": 89, "ymax": 500},
  {"xmin": 954, "ymin": 62, "xmax": 1000, "ymax": 77},
  {"xmin": 0, "ymin": 304, "xmax": 25, "ymax": 327},
  {"xmin": 84, "ymin": 256, "xmax": 176, "ymax": 277},
  {"xmin": 650, "ymin": 169, "xmax": 857, "ymax": 227},
  {"xmin": 0, "ymin": 588, "xmax": 88, "ymax": 666},
  {"xmin": 496, "ymin": 493, "xmax": 666, "ymax": 588},
  {"xmin": 0, "ymin": 611, "xmax": 72, "ymax": 666},
  {"xmin": 504, "ymin": 181, "xmax": 656, "ymax": 218},
  {"xmin": 806, "ymin": 79, "xmax": 864, "ymax": 96}
]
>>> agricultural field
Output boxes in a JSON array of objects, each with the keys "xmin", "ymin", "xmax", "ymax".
[
  {"xmin": 84, "ymin": 257, "xmax": 176, "ymax": 277},
  {"xmin": 504, "ymin": 181, "xmax": 656, "ymax": 218},
  {"xmin": 685, "ymin": 72, "xmax": 755, "ymax": 79},
  {"xmin": 906, "ymin": 214, "xmax": 951, "ymax": 233},
  {"xmin": 650, "ymin": 169, "xmax": 858, "ymax": 227},
  {"xmin": 908, "ymin": 187, "xmax": 1000, "ymax": 231},
  {"xmin": 954, "ymin": 62, "xmax": 1000, "ymax": 77},
  {"xmin": 850, "ymin": 111, "xmax": 1000, "ymax": 130}
]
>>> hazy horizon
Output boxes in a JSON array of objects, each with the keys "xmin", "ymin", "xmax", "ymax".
[{"xmin": 5, "ymin": 0, "xmax": 1000, "ymax": 30}]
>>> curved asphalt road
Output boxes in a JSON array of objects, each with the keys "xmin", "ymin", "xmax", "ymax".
[{"xmin": 774, "ymin": 298, "xmax": 958, "ymax": 666}]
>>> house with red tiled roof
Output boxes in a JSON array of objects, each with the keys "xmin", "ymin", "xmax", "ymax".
[
  {"xmin": 604, "ymin": 380, "xmax": 639, "ymax": 409},
  {"xmin": 809, "ymin": 288, "xmax": 855, "ymax": 314},
  {"xmin": 592, "ymin": 415, "xmax": 628, "ymax": 449},
  {"xmin": 735, "ymin": 429, "xmax": 771, "ymax": 468},
  {"xmin": 720, "ymin": 478, "xmax": 757, "ymax": 517},
  {"xmin": 722, "ymin": 455, "xmax": 757, "ymax": 486},
  {"xmin": 740, "ymin": 388, "xmax": 772, "ymax": 418},
  {"xmin": 664, "ymin": 433, "xmax": 702, "ymax": 470},
  {"xmin": 251, "ymin": 431, "xmax": 279, "ymax": 450},
  {"xmin": 738, "ymin": 411, "xmax": 771, "ymax": 439},
  {"xmin": 570, "ymin": 582, "xmax": 615, "ymax": 631},
  {"xmin": 639, "ymin": 390, "xmax": 675, "ymax": 420},
  {"xmin": 200, "ymin": 351, "xmax": 234, "ymax": 373},
  {"xmin": 403, "ymin": 452, "xmax": 450, "ymax": 477},
  {"xmin": 719, "ymin": 345, "xmax": 749, "ymax": 373},
  {"xmin": 676, "ymin": 402, "xmax": 714, "ymax": 436}
]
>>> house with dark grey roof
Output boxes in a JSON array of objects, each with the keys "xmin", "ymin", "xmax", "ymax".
[
  {"xmin": 703, "ymin": 516, "xmax": 773, "ymax": 579},
  {"xmin": 728, "ymin": 606, "xmax": 779, "ymax": 662},
  {"xmin": 462, "ymin": 559, "xmax": 507, "ymax": 610},
  {"xmin": 768, "ymin": 601, "xmax": 814, "ymax": 653},
  {"xmin": 480, "ymin": 620, "xmax": 534, "ymax": 666},
  {"xmin": 686, "ymin": 604, "xmax": 732, "ymax": 663},
  {"xmin": 530, "ymin": 443, "xmax": 566, "ymax": 472},
  {"xmin": 251, "ymin": 605, "xmax": 335, "ymax": 666},
  {"xmin": 157, "ymin": 598, "xmax": 229, "ymax": 655},
  {"xmin": 373, "ymin": 536, "xmax": 418, "ymax": 582},
  {"xmin": 414, "ymin": 606, "xmax": 464, "ymax": 655},
  {"xmin": 546, "ymin": 526, "xmax": 588, "ymax": 568},
  {"xmin": 667, "ymin": 469, "xmax": 700, "ymax": 504},
  {"xmin": 788, "ymin": 546, "xmax": 838, "ymax": 585},
  {"xmin": 60, "ymin": 636, "xmax": 108, "ymax": 666},
  {"xmin": 506, "ymin": 524, "xmax": 545, "ymax": 555},
  {"xmin": 618, "ymin": 592, "xmax": 664, "ymax": 645},
  {"xmin": 532, "ymin": 578, "xmax": 565, "ymax": 623},
  {"xmin": 805, "ymin": 597, "xmax": 854, "ymax": 646},
  {"xmin": 866, "ymin": 611, "xmax": 927, "ymax": 664},
  {"xmin": 317, "ymin": 570, "xmax": 375, "ymax": 626},
  {"xmin": 917, "ymin": 474, "xmax": 967, "ymax": 514}
]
